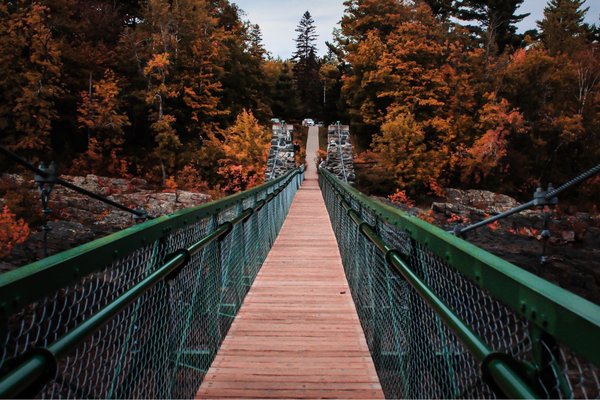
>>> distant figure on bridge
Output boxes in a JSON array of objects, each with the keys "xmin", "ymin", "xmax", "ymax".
[{"xmin": 318, "ymin": 158, "xmax": 326, "ymax": 169}]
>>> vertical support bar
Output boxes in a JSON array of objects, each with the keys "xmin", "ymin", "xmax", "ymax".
[
  {"xmin": 530, "ymin": 326, "xmax": 572, "ymax": 398},
  {"xmin": 168, "ymin": 241, "xmax": 208, "ymax": 395},
  {"xmin": 204, "ymin": 214, "xmax": 222, "ymax": 365},
  {"xmin": 107, "ymin": 239, "xmax": 161, "ymax": 399}
]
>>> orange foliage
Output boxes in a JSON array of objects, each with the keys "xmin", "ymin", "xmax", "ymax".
[
  {"xmin": 417, "ymin": 209, "xmax": 436, "ymax": 224},
  {"xmin": 75, "ymin": 69, "xmax": 130, "ymax": 175},
  {"xmin": 487, "ymin": 220, "xmax": 501, "ymax": 231},
  {"xmin": 388, "ymin": 189, "xmax": 415, "ymax": 208},
  {"xmin": 508, "ymin": 227, "xmax": 540, "ymax": 238},
  {"xmin": 0, "ymin": 3, "xmax": 62, "ymax": 158},
  {"xmin": 163, "ymin": 176, "xmax": 178, "ymax": 193},
  {"xmin": 177, "ymin": 165, "xmax": 209, "ymax": 192},
  {"xmin": 216, "ymin": 109, "xmax": 270, "ymax": 193},
  {"xmin": 372, "ymin": 111, "xmax": 443, "ymax": 196},
  {"xmin": 462, "ymin": 93, "xmax": 527, "ymax": 183},
  {"xmin": 217, "ymin": 163, "xmax": 261, "ymax": 194},
  {"xmin": 446, "ymin": 213, "xmax": 470, "ymax": 224},
  {"xmin": 0, "ymin": 206, "xmax": 30, "ymax": 258}
]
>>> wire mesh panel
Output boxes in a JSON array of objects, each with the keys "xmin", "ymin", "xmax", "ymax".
[
  {"xmin": 319, "ymin": 170, "xmax": 600, "ymax": 399},
  {"xmin": 0, "ymin": 168, "xmax": 303, "ymax": 399}
]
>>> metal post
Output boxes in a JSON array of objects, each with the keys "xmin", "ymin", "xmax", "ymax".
[
  {"xmin": 34, "ymin": 162, "xmax": 56, "ymax": 258},
  {"xmin": 533, "ymin": 183, "xmax": 558, "ymax": 272}
]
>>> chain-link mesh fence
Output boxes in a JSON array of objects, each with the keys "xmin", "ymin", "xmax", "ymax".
[
  {"xmin": 0, "ymin": 168, "xmax": 303, "ymax": 399},
  {"xmin": 320, "ymin": 169, "xmax": 600, "ymax": 399}
]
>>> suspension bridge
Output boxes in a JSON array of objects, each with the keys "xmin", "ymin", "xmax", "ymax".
[{"xmin": 0, "ymin": 127, "xmax": 599, "ymax": 399}]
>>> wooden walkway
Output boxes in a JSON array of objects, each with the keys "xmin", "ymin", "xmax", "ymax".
[{"xmin": 196, "ymin": 127, "xmax": 384, "ymax": 399}]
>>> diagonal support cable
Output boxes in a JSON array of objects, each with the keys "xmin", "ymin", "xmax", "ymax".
[
  {"xmin": 0, "ymin": 146, "xmax": 153, "ymax": 220},
  {"xmin": 453, "ymin": 163, "xmax": 600, "ymax": 236}
]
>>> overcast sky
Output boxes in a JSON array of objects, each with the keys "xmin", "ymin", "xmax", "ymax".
[{"xmin": 232, "ymin": 0, "xmax": 600, "ymax": 60}]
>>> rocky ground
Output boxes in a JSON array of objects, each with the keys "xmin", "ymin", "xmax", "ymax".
[
  {"xmin": 0, "ymin": 174, "xmax": 211, "ymax": 272},
  {"xmin": 383, "ymin": 188, "xmax": 600, "ymax": 305},
  {"xmin": 2, "ymin": 175, "xmax": 598, "ymax": 305}
]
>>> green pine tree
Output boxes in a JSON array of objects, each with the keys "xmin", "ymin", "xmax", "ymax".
[
  {"xmin": 292, "ymin": 11, "xmax": 322, "ymax": 117},
  {"xmin": 538, "ymin": 0, "xmax": 591, "ymax": 55}
]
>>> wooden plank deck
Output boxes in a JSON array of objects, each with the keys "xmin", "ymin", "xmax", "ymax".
[{"xmin": 196, "ymin": 127, "xmax": 384, "ymax": 399}]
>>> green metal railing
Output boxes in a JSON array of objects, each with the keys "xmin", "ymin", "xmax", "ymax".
[
  {"xmin": 319, "ymin": 168, "xmax": 600, "ymax": 399},
  {"xmin": 0, "ymin": 167, "xmax": 304, "ymax": 399}
]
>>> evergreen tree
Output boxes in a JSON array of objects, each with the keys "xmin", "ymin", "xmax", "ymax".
[
  {"xmin": 293, "ymin": 11, "xmax": 318, "ymax": 60},
  {"xmin": 538, "ymin": 0, "xmax": 591, "ymax": 55},
  {"xmin": 423, "ymin": 0, "xmax": 456, "ymax": 20},
  {"xmin": 455, "ymin": 0, "xmax": 529, "ymax": 55},
  {"xmin": 266, "ymin": 61, "xmax": 301, "ymax": 119},
  {"xmin": 339, "ymin": 0, "xmax": 409, "ymax": 47},
  {"xmin": 292, "ymin": 11, "xmax": 321, "ymax": 117},
  {"xmin": 248, "ymin": 23, "xmax": 266, "ymax": 59}
]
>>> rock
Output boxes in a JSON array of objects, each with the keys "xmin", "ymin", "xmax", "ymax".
[
  {"xmin": 381, "ymin": 186, "xmax": 600, "ymax": 304},
  {"xmin": 444, "ymin": 188, "xmax": 519, "ymax": 214},
  {"xmin": 561, "ymin": 230, "xmax": 576, "ymax": 243},
  {"xmin": 1, "ymin": 173, "xmax": 212, "ymax": 271},
  {"xmin": 6, "ymin": 221, "xmax": 96, "ymax": 267}
]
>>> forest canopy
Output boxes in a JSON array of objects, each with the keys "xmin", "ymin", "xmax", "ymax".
[
  {"xmin": 336, "ymin": 0, "xmax": 600, "ymax": 207},
  {"xmin": 0, "ymin": 0, "xmax": 599, "ymax": 210}
]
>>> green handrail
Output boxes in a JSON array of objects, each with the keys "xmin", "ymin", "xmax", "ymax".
[
  {"xmin": 0, "ymin": 166, "xmax": 303, "ymax": 398},
  {"xmin": 320, "ymin": 168, "xmax": 600, "ymax": 366},
  {"xmin": 319, "ymin": 168, "xmax": 600, "ymax": 398},
  {"xmin": 0, "ymin": 167, "xmax": 302, "ymax": 316}
]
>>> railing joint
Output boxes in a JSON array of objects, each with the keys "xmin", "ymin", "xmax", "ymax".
[
  {"xmin": 0, "ymin": 347, "xmax": 58, "ymax": 399},
  {"xmin": 481, "ymin": 351, "xmax": 539, "ymax": 399},
  {"xmin": 384, "ymin": 249, "xmax": 405, "ymax": 276},
  {"xmin": 241, "ymin": 208, "xmax": 254, "ymax": 223},
  {"xmin": 218, "ymin": 221, "xmax": 234, "ymax": 242},
  {"xmin": 165, "ymin": 249, "xmax": 192, "ymax": 281},
  {"xmin": 254, "ymin": 199, "xmax": 267, "ymax": 213}
]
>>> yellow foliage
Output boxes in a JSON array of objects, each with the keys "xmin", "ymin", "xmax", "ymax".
[
  {"xmin": 223, "ymin": 110, "xmax": 270, "ymax": 171},
  {"xmin": 216, "ymin": 109, "xmax": 271, "ymax": 192},
  {"xmin": 373, "ymin": 111, "xmax": 445, "ymax": 196}
]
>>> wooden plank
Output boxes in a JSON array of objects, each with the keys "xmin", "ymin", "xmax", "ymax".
[{"xmin": 196, "ymin": 127, "xmax": 384, "ymax": 399}]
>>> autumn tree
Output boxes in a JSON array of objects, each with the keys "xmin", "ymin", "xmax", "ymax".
[
  {"xmin": 144, "ymin": 52, "xmax": 181, "ymax": 183},
  {"xmin": 76, "ymin": 69, "xmax": 130, "ymax": 175},
  {"xmin": 337, "ymin": 0, "xmax": 411, "ymax": 139},
  {"xmin": 217, "ymin": 109, "xmax": 270, "ymax": 192},
  {"xmin": 461, "ymin": 93, "xmax": 527, "ymax": 185},
  {"xmin": 499, "ymin": 46, "xmax": 597, "ymax": 188},
  {"xmin": 0, "ymin": 2, "xmax": 62, "ymax": 159},
  {"xmin": 372, "ymin": 112, "xmax": 440, "ymax": 196}
]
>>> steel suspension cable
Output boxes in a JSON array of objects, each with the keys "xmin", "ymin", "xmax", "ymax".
[
  {"xmin": 0, "ymin": 146, "xmax": 152, "ymax": 219},
  {"xmin": 455, "ymin": 163, "xmax": 600, "ymax": 236}
]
